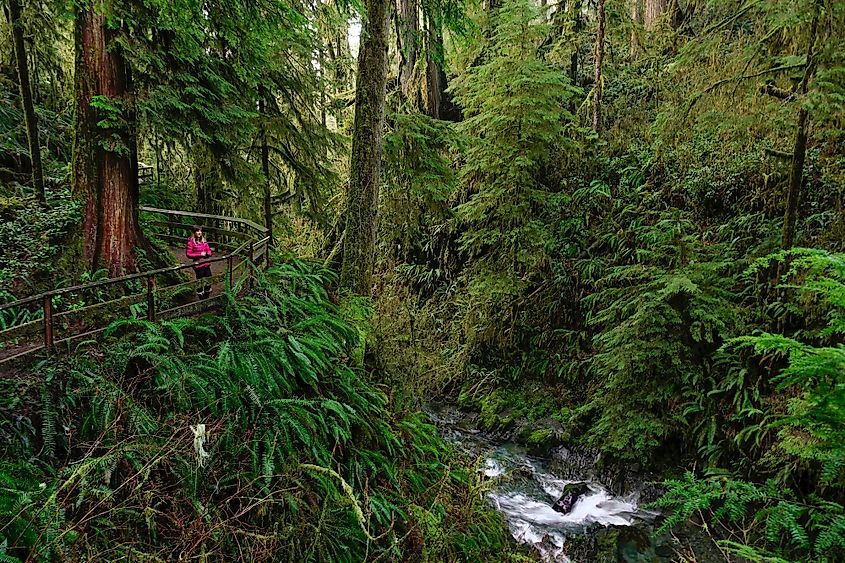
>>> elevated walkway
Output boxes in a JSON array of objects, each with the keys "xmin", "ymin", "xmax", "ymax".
[{"xmin": 0, "ymin": 206, "xmax": 270, "ymax": 364}]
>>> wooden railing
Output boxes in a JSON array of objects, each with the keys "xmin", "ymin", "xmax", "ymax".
[{"xmin": 0, "ymin": 206, "xmax": 270, "ymax": 365}]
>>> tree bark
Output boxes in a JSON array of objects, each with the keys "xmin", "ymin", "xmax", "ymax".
[
  {"xmin": 424, "ymin": 19, "xmax": 445, "ymax": 119},
  {"xmin": 630, "ymin": 0, "xmax": 643, "ymax": 59},
  {"xmin": 569, "ymin": 0, "xmax": 582, "ymax": 85},
  {"xmin": 340, "ymin": 0, "xmax": 390, "ymax": 293},
  {"xmin": 259, "ymin": 97, "xmax": 273, "ymax": 245},
  {"xmin": 423, "ymin": 16, "xmax": 459, "ymax": 120},
  {"xmin": 73, "ymin": 1, "xmax": 149, "ymax": 276},
  {"xmin": 593, "ymin": 0, "xmax": 606, "ymax": 132},
  {"xmin": 781, "ymin": 5, "xmax": 819, "ymax": 250},
  {"xmin": 395, "ymin": 0, "xmax": 418, "ymax": 99},
  {"xmin": 644, "ymin": 0, "xmax": 667, "ymax": 31},
  {"xmin": 8, "ymin": 0, "xmax": 45, "ymax": 203}
]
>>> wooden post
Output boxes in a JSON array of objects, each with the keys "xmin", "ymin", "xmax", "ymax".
[
  {"xmin": 264, "ymin": 238, "xmax": 271, "ymax": 270},
  {"xmin": 227, "ymin": 254, "xmax": 234, "ymax": 288},
  {"xmin": 146, "ymin": 275, "xmax": 156, "ymax": 321},
  {"xmin": 43, "ymin": 295, "xmax": 54, "ymax": 356},
  {"xmin": 247, "ymin": 242, "xmax": 255, "ymax": 289}
]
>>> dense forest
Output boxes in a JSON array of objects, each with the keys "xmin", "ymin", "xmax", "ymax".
[{"xmin": 0, "ymin": 0, "xmax": 844, "ymax": 561}]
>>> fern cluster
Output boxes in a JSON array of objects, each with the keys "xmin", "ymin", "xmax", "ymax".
[{"xmin": 0, "ymin": 258, "xmax": 511, "ymax": 561}]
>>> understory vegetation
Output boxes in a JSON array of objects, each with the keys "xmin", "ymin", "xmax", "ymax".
[{"xmin": 0, "ymin": 262, "xmax": 514, "ymax": 561}]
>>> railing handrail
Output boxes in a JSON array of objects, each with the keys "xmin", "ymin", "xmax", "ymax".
[
  {"xmin": 0, "ymin": 207, "xmax": 267, "ymax": 311},
  {"xmin": 0, "ymin": 207, "xmax": 272, "ymax": 364},
  {"xmin": 139, "ymin": 206, "xmax": 269, "ymax": 236},
  {"xmin": 0, "ymin": 241, "xmax": 259, "ymax": 311}
]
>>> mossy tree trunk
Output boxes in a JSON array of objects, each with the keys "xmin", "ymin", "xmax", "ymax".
[
  {"xmin": 424, "ymin": 17, "xmax": 449, "ymax": 119},
  {"xmin": 569, "ymin": 0, "xmax": 583, "ymax": 85},
  {"xmin": 644, "ymin": 0, "xmax": 666, "ymax": 31},
  {"xmin": 8, "ymin": 0, "xmax": 45, "ymax": 204},
  {"xmin": 396, "ymin": 0, "xmax": 418, "ymax": 100},
  {"xmin": 259, "ymin": 96, "xmax": 273, "ymax": 245},
  {"xmin": 73, "ymin": 1, "xmax": 151, "ymax": 276},
  {"xmin": 630, "ymin": 0, "xmax": 642, "ymax": 60},
  {"xmin": 340, "ymin": 0, "xmax": 390, "ymax": 294},
  {"xmin": 781, "ymin": 4, "xmax": 820, "ymax": 250},
  {"xmin": 593, "ymin": 0, "xmax": 605, "ymax": 132}
]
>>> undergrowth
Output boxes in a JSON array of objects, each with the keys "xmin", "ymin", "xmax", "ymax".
[{"xmin": 0, "ymin": 259, "xmax": 513, "ymax": 561}]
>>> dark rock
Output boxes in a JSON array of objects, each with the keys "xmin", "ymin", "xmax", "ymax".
[
  {"xmin": 552, "ymin": 482, "xmax": 591, "ymax": 514},
  {"xmin": 565, "ymin": 524, "xmax": 663, "ymax": 563}
]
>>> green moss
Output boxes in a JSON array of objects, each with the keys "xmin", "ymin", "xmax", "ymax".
[
  {"xmin": 526, "ymin": 427, "xmax": 553, "ymax": 446},
  {"xmin": 478, "ymin": 389, "xmax": 507, "ymax": 430}
]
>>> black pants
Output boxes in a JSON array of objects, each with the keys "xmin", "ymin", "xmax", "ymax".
[{"xmin": 194, "ymin": 265, "xmax": 212, "ymax": 299}]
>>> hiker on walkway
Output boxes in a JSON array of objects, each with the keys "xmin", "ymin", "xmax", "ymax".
[{"xmin": 186, "ymin": 225, "xmax": 213, "ymax": 299}]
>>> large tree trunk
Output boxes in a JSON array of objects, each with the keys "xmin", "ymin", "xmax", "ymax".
[
  {"xmin": 340, "ymin": 0, "xmax": 390, "ymax": 293},
  {"xmin": 8, "ymin": 0, "xmax": 45, "ymax": 203},
  {"xmin": 630, "ymin": 0, "xmax": 643, "ymax": 59},
  {"xmin": 395, "ymin": 0, "xmax": 418, "ymax": 99},
  {"xmin": 644, "ymin": 0, "xmax": 667, "ymax": 31},
  {"xmin": 781, "ymin": 6, "xmax": 819, "ymax": 250},
  {"xmin": 423, "ymin": 16, "xmax": 459, "ymax": 120},
  {"xmin": 593, "ymin": 0, "xmax": 606, "ymax": 132},
  {"xmin": 569, "ymin": 0, "xmax": 583, "ymax": 85},
  {"xmin": 73, "ymin": 2, "xmax": 148, "ymax": 276},
  {"xmin": 424, "ymin": 19, "xmax": 445, "ymax": 119},
  {"xmin": 259, "ymin": 97, "xmax": 273, "ymax": 245}
]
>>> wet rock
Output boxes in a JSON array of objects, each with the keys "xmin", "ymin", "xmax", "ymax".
[
  {"xmin": 552, "ymin": 482, "xmax": 591, "ymax": 514},
  {"xmin": 549, "ymin": 445, "xmax": 602, "ymax": 482},
  {"xmin": 564, "ymin": 523, "xmax": 660, "ymax": 563}
]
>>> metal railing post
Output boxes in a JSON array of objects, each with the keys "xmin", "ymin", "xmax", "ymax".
[
  {"xmin": 146, "ymin": 275, "xmax": 156, "ymax": 321},
  {"xmin": 43, "ymin": 295, "xmax": 54, "ymax": 356}
]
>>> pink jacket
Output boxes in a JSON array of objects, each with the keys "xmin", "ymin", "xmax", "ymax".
[{"xmin": 186, "ymin": 236, "xmax": 212, "ymax": 269}]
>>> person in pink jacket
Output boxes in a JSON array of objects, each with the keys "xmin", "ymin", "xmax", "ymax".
[{"xmin": 186, "ymin": 225, "xmax": 213, "ymax": 299}]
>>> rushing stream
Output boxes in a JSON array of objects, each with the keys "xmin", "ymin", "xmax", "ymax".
[{"xmin": 426, "ymin": 405, "xmax": 665, "ymax": 562}]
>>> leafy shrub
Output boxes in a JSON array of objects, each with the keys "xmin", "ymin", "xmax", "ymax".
[{"xmin": 0, "ymin": 189, "xmax": 79, "ymax": 294}]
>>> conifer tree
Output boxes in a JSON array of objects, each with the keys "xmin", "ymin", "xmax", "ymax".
[
  {"xmin": 451, "ymin": 0, "xmax": 579, "ymax": 292},
  {"xmin": 341, "ymin": 0, "xmax": 390, "ymax": 293},
  {"xmin": 8, "ymin": 0, "xmax": 44, "ymax": 204},
  {"xmin": 72, "ymin": 0, "xmax": 149, "ymax": 276}
]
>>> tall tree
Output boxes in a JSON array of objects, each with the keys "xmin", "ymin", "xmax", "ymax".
[
  {"xmin": 259, "ymin": 96, "xmax": 273, "ymax": 245},
  {"xmin": 340, "ymin": 0, "xmax": 390, "ymax": 293},
  {"xmin": 451, "ymin": 0, "xmax": 578, "ymax": 289},
  {"xmin": 396, "ymin": 0, "xmax": 418, "ymax": 99},
  {"xmin": 644, "ymin": 0, "xmax": 666, "ymax": 31},
  {"xmin": 593, "ymin": 0, "xmax": 606, "ymax": 131},
  {"xmin": 423, "ymin": 16, "xmax": 457, "ymax": 120},
  {"xmin": 781, "ymin": 3, "xmax": 820, "ymax": 250},
  {"xmin": 8, "ymin": 0, "xmax": 44, "ymax": 203},
  {"xmin": 569, "ymin": 0, "xmax": 583, "ymax": 84},
  {"xmin": 630, "ymin": 0, "xmax": 642, "ymax": 59},
  {"xmin": 72, "ymin": 1, "xmax": 149, "ymax": 276}
]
